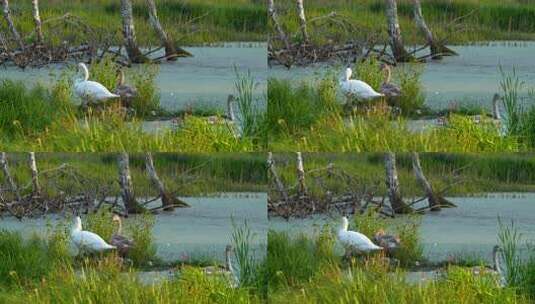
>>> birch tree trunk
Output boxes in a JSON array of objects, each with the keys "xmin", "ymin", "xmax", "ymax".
[
  {"xmin": 118, "ymin": 152, "xmax": 144, "ymax": 214},
  {"xmin": 267, "ymin": 152, "xmax": 289, "ymax": 203},
  {"xmin": 145, "ymin": 0, "xmax": 191, "ymax": 60},
  {"xmin": 28, "ymin": 152, "xmax": 41, "ymax": 198},
  {"xmin": 295, "ymin": 0, "xmax": 309, "ymax": 44},
  {"xmin": 411, "ymin": 0, "xmax": 456, "ymax": 59},
  {"xmin": 144, "ymin": 152, "xmax": 189, "ymax": 211},
  {"xmin": 1, "ymin": 0, "xmax": 24, "ymax": 50},
  {"xmin": 120, "ymin": 0, "xmax": 148, "ymax": 63},
  {"xmin": 385, "ymin": 0, "xmax": 412, "ymax": 62},
  {"xmin": 296, "ymin": 152, "xmax": 308, "ymax": 197},
  {"xmin": 0, "ymin": 152, "xmax": 22, "ymax": 202},
  {"xmin": 411, "ymin": 152, "xmax": 456, "ymax": 211},
  {"xmin": 31, "ymin": 0, "xmax": 43, "ymax": 44},
  {"xmin": 385, "ymin": 152, "xmax": 411, "ymax": 214},
  {"xmin": 269, "ymin": 0, "xmax": 291, "ymax": 50}
]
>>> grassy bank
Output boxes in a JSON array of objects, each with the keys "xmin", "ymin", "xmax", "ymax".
[
  {"xmin": 267, "ymin": 71, "xmax": 520, "ymax": 152},
  {"xmin": 4, "ymin": 0, "xmax": 265, "ymax": 46},
  {"xmin": 267, "ymin": 213, "xmax": 535, "ymax": 303},
  {"xmin": 0, "ymin": 211, "xmax": 267, "ymax": 303},
  {"xmin": 0, "ymin": 57, "xmax": 267, "ymax": 152},
  {"xmin": 270, "ymin": 153, "xmax": 535, "ymax": 198},
  {"xmin": 272, "ymin": 0, "xmax": 535, "ymax": 48}
]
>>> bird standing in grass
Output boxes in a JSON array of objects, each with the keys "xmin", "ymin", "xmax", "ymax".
[
  {"xmin": 113, "ymin": 69, "xmax": 138, "ymax": 110},
  {"xmin": 110, "ymin": 214, "xmax": 135, "ymax": 257},
  {"xmin": 379, "ymin": 64, "xmax": 401, "ymax": 98},
  {"xmin": 74, "ymin": 62, "xmax": 119, "ymax": 108},
  {"xmin": 339, "ymin": 67, "xmax": 384, "ymax": 106},
  {"xmin": 71, "ymin": 216, "xmax": 116, "ymax": 254},
  {"xmin": 338, "ymin": 216, "xmax": 383, "ymax": 258}
]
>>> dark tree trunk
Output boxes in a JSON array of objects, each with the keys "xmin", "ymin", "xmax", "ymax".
[
  {"xmin": 411, "ymin": 0, "xmax": 457, "ymax": 59},
  {"xmin": 267, "ymin": 152, "xmax": 289, "ymax": 203},
  {"xmin": 145, "ymin": 0, "xmax": 191, "ymax": 60},
  {"xmin": 144, "ymin": 152, "xmax": 189, "ymax": 211},
  {"xmin": 411, "ymin": 152, "xmax": 456, "ymax": 211},
  {"xmin": 118, "ymin": 152, "xmax": 144, "ymax": 214},
  {"xmin": 385, "ymin": 152, "xmax": 412, "ymax": 214},
  {"xmin": 385, "ymin": 0, "xmax": 412, "ymax": 62},
  {"xmin": 120, "ymin": 0, "xmax": 149, "ymax": 63}
]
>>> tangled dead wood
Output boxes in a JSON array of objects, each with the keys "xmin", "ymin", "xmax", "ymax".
[
  {"xmin": 268, "ymin": 153, "xmax": 458, "ymax": 219},
  {"xmin": 0, "ymin": 153, "xmax": 190, "ymax": 219}
]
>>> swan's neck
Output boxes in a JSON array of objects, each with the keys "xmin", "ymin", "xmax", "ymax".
[
  {"xmin": 117, "ymin": 70, "xmax": 125, "ymax": 87},
  {"xmin": 225, "ymin": 249, "xmax": 233, "ymax": 272},
  {"xmin": 81, "ymin": 65, "xmax": 89, "ymax": 81},
  {"xmin": 492, "ymin": 96, "xmax": 501, "ymax": 120},
  {"xmin": 116, "ymin": 218, "xmax": 123, "ymax": 235},
  {"xmin": 227, "ymin": 95, "xmax": 236, "ymax": 122},
  {"xmin": 384, "ymin": 67, "xmax": 392, "ymax": 84},
  {"xmin": 72, "ymin": 219, "xmax": 82, "ymax": 233}
]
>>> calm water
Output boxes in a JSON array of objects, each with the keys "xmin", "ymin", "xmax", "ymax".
[
  {"xmin": 0, "ymin": 43, "xmax": 267, "ymax": 112},
  {"xmin": 270, "ymin": 41, "xmax": 535, "ymax": 110},
  {"xmin": 0, "ymin": 193, "xmax": 268, "ymax": 263},
  {"xmin": 270, "ymin": 193, "xmax": 535, "ymax": 263}
]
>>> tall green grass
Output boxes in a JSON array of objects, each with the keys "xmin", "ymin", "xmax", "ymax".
[
  {"xmin": 0, "ymin": 80, "xmax": 71, "ymax": 138},
  {"xmin": 353, "ymin": 210, "xmax": 423, "ymax": 267}
]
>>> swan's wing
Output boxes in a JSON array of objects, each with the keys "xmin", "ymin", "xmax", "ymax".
[
  {"xmin": 78, "ymin": 230, "xmax": 114, "ymax": 250},
  {"xmin": 340, "ymin": 231, "xmax": 381, "ymax": 250},
  {"xmin": 341, "ymin": 80, "xmax": 383, "ymax": 98},
  {"xmin": 74, "ymin": 81, "xmax": 119, "ymax": 100}
]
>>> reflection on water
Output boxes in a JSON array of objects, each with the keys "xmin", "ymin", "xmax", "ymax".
[
  {"xmin": 0, "ymin": 43, "xmax": 267, "ymax": 112},
  {"xmin": 269, "ymin": 193, "xmax": 535, "ymax": 262},
  {"xmin": 270, "ymin": 41, "xmax": 535, "ymax": 110},
  {"xmin": 0, "ymin": 193, "xmax": 268, "ymax": 263}
]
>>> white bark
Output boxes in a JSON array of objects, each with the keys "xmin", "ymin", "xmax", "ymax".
[
  {"xmin": 28, "ymin": 152, "xmax": 40, "ymax": 197},
  {"xmin": 31, "ymin": 0, "xmax": 43, "ymax": 44},
  {"xmin": 0, "ymin": 152, "xmax": 22, "ymax": 202},
  {"xmin": 296, "ymin": 152, "xmax": 307, "ymax": 197},
  {"xmin": 295, "ymin": 0, "xmax": 309, "ymax": 44},
  {"xmin": 1, "ymin": 0, "xmax": 24, "ymax": 50}
]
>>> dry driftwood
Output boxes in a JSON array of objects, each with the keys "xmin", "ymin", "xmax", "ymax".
[
  {"xmin": 144, "ymin": 152, "xmax": 190, "ymax": 211},
  {"xmin": 268, "ymin": 153, "xmax": 457, "ymax": 219},
  {"xmin": 118, "ymin": 152, "xmax": 145, "ymax": 214}
]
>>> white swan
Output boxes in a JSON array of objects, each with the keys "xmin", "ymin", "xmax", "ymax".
[
  {"xmin": 338, "ymin": 216, "xmax": 382, "ymax": 256},
  {"xmin": 70, "ymin": 216, "xmax": 116, "ymax": 254},
  {"xmin": 339, "ymin": 67, "xmax": 384, "ymax": 103},
  {"xmin": 74, "ymin": 63, "xmax": 120, "ymax": 107}
]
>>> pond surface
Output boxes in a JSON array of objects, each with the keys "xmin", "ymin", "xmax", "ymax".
[
  {"xmin": 270, "ymin": 41, "xmax": 535, "ymax": 110},
  {"xmin": 0, "ymin": 193, "xmax": 268, "ymax": 263},
  {"xmin": 0, "ymin": 42, "xmax": 267, "ymax": 112},
  {"xmin": 270, "ymin": 193, "xmax": 535, "ymax": 263}
]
